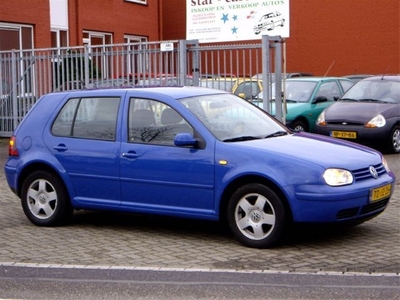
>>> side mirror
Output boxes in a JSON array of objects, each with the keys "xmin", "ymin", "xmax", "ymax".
[
  {"xmin": 174, "ymin": 133, "xmax": 196, "ymax": 147},
  {"xmin": 313, "ymin": 96, "xmax": 328, "ymax": 103}
]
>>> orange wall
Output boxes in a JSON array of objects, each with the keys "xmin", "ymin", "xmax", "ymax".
[
  {"xmin": 162, "ymin": 0, "xmax": 400, "ymax": 76},
  {"xmin": 287, "ymin": 0, "xmax": 399, "ymax": 76}
]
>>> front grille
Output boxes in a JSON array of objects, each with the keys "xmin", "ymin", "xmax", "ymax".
[
  {"xmin": 360, "ymin": 199, "xmax": 389, "ymax": 214},
  {"xmin": 337, "ymin": 207, "xmax": 359, "ymax": 219},
  {"xmin": 352, "ymin": 163, "xmax": 386, "ymax": 182},
  {"xmin": 336, "ymin": 198, "xmax": 389, "ymax": 220},
  {"xmin": 328, "ymin": 121, "xmax": 364, "ymax": 126}
]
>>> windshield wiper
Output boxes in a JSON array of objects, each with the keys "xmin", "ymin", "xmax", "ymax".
[
  {"xmin": 285, "ymin": 99, "xmax": 298, "ymax": 103},
  {"xmin": 358, "ymin": 98, "xmax": 387, "ymax": 103},
  {"xmin": 223, "ymin": 136, "xmax": 261, "ymax": 142},
  {"xmin": 339, "ymin": 98, "xmax": 359, "ymax": 102},
  {"xmin": 264, "ymin": 131, "xmax": 288, "ymax": 139}
]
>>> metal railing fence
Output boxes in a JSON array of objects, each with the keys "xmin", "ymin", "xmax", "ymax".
[{"xmin": 0, "ymin": 38, "xmax": 283, "ymax": 136}]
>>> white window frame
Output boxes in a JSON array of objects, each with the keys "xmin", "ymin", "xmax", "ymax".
[
  {"xmin": 124, "ymin": 0, "xmax": 147, "ymax": 4},
  {"xmin": 0, "ymin": 22, "xmax": 33, "ymax": 51},
  {"xmin": 124, "ymin": 35, "xmax": 148, "ymax": 76},
  {"xmin": 83, "ymin": 31, "xmax": 114, "ymax": 79},
  {"xmin": 0, "ymin": 22, "xmax": 34, "ymax": 96},
  {"xmin": 51, "ymin": 28, "xmax": 69, "ymax": 48},
  {"xmin": 83, "ymin": 31, "xmax": 113, "ymax": 48}
]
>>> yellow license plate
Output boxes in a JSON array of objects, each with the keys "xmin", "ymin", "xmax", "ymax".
[
  {"xmin": 331, "ymin": 131, "xmax": 357, "ymax": 139},
  {"xmin": 370, "ymin": 184, "xmax": 392, "ymax": 202}
]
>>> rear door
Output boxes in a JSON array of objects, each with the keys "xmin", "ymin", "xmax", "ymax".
[{"xmin": 43, "ymin": 92, "xmax": 123, "ymax": 207}]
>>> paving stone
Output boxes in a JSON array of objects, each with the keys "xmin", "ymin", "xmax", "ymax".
[{"xmin": 0, "ymin": 138, "xmax": 399, "ymax": 274}]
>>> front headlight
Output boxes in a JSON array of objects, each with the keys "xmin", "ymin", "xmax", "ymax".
[
  {"xmin": 382, "ymin": 156, "xmax": 391, "ymax": 172},
  {"xmin": 323, "ymin": 168, "xmax": 353, "ymax": 186},
  {"xmin": 365, "ymin": 114, "xmax": 386, "ymax": 128},
  {"xmin": 316, "ymin": 111, "xmax": 326, "ymax": 126}
]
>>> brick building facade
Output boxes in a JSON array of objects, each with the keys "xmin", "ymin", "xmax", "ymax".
[
  {"xmin": 0, "ymin": 0, "xmax": 161, "ymax": 50},
  {"xmin": 162, "ymin": 0, "xmax": 400, "ymax": 76},
  {"xmin": 1, "ymin": 0, "xmax": 399, "ymax": 76}
]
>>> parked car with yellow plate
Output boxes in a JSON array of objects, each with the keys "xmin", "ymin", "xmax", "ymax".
[{"xmin": 315, "ymin": 75, "xmax": 400, "ymax": 153}]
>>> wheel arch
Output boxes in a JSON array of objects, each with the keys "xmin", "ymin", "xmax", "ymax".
[
  {"xmin": 388, "ymin": 121, "xmax": 400, "ymax": 153},
  {"xmin": 389, "ymin": 120, "xmax": 400, "ymax": 133},
  {"xmin": 290, "ymin": 116, "xmax": 310, "ymax": 131},
  {"xmin": 17, "ymin": 162, "xmax": 70, "ymax": 200},
  {"xmin": 218, "ymin": 175, "xmax": 293, "ymax": 224}
]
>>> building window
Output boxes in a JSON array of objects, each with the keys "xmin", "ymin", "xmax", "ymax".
[
  {"xmin": 124, "ymin": 0, "xmax": 147, "ymax": 4},
  {"xmin": 124, "ymin": 35, "xmax": 148, "ymax": 78},
  {"xmin": 0, "ymin": 23, "xmax": 34, "ymax": 97},
  {"xmin": 51, "ymin": 30, "xmax": 69, "ymax": 48},
  {"xmin": 83, "ymin": 31, "xmax": 113, "ymax": 47},
  {"xmin": 82, "ymin": 31, "xmax": 113, "ymax": 78},
  {"xmin": 124, "ymin": 35, "xmax": 147, "ymax": 44},
  {"xmin": 0, "ymin": 23, "xmax": 33, "ymax": 51}
]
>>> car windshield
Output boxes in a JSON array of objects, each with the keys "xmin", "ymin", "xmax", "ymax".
[
  {"xmin": 259, "ymin": 81, "xmax": 317, "ymax": 102},
  {"xmin": 341, "ymin": 80, "xmax": 400, "ymax": 103},
  {"xmin": 280, "ymin": 81, "xmax": 317, "ymax": 102},
  {"xmin": 180, "ymin": 93, "xmax": 288, "ymax": 141}
]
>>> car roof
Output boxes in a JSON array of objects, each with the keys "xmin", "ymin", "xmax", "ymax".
[
  {"xmin": 285, "ymin": 76, "xmax": 352, "ymax": 82},
  {"xmin": 51, "ymin": 86, "xmax": 228, "ymax": 99},
  {"xmin": 359, "ymin": 75, "xmax": 400, "ymax": 82}
]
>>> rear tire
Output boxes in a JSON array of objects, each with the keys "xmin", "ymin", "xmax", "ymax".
[
  {"xmin": 227, "ymin": 184, "xmax": 286, "ymax": 248},
  {"xmin": 21, "ymin": 171, "xmax": 73, "ymax": 226}
]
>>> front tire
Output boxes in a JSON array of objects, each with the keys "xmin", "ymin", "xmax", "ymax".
[
  {"xmin": 389, "ymin": 125, "xmax": 400, "ymax": 153},
  {"xmin": 227, "ymin": 184, "xmax": 286, "ymax": 248},
  {"xmin": 291, "ymin": 120, "xmax": 308, "ymax": 132},
  {"xmin": 21, "ymin": 171, "xmax": 73, "ymax": 226}
]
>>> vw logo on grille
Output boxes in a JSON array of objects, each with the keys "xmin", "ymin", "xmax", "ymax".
[{"xmin": 369, "ymin": 166, "xmax": 378, "ymax": 179}]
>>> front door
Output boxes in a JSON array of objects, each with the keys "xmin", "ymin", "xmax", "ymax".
[{"xmin": 119, "ymin": 97, "xmax": 215, "ymax": 217}]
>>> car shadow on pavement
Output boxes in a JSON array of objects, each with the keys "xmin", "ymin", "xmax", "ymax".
[
  {"xmin": 70, "ymin": 209, "xmax": 233, "ymax": 239},
  {"xmin": 69, "ymin": 210, "xmax": 368, "ymax": 248},
  {"xmin": 280, "ymin": 223, "xmax": 369, "ymax": 246}
]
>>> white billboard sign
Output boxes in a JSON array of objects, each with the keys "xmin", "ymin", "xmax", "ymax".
[{"xmin": 187, "ymin": 0, "xmax": 290, "ymax": 43}]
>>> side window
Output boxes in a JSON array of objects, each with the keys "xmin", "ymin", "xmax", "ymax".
[
  {"xmin": 316, "ymin": 82, "xmax": 341, "ymax": 101},
  {"xmin": 52, "ymin": 97, "xmax": 120, "ymax": 141},
  {"xmin": 234, "ymin": 82, "xmax": 259, "ymax": 100},
  {"xmin": 128, "ymin": 98, "xmax": 193, "ymax": 146},
  {"xmin": 339, "ymin": 80, "xmax": 354, "ymax": 93}
]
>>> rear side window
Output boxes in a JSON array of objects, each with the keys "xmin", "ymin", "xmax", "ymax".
[{"xmin": 52, "ymin": 97, "xmax": 120, "ymax": 141}]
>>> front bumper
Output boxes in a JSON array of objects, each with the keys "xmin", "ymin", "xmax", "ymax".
[
  {"xmin": 314, "ymin": 124, "xmax": 389, "ymax": 148},
  {"xmin": 288, "ymin": 174, "xmax": 395, "ymax": 223}
]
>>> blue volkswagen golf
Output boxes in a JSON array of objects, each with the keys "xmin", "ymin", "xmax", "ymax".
[{"xmin": 4, "ymin": 86, "xmax": 396, "ymax": 248}]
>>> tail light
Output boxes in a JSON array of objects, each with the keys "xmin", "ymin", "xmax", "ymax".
[{"xmin": 8, "ymin": 136, "xmax": 19, "ymax": 157}]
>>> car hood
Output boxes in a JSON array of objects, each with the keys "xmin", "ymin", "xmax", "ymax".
[
  {"xmin": 257, "ymin": 102, "xmax": 306, "ymax": 116},
  {"xmin": 324, "ymin": 101, "xmax": 399, "ymax": 122},
  {"xmin": 235, "ymin": 132, "xmax": 381, "ymax": 169}
]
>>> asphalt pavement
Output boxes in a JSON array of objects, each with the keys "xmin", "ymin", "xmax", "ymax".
[{"xmin": 0, "ymin": 138, "xmax": 399, "ymax": 275}]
